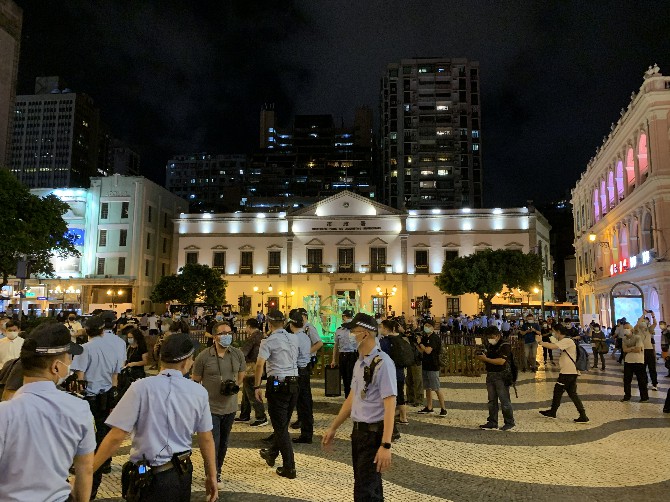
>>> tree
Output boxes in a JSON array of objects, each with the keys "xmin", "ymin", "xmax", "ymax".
[
  {"xmin": 0, "ymin": 169, "xmax": 80, "ymax": 287},
  {"xmin": 434, "ymin": 249, "xmax": 542, "ymax": 314},
  {"xmin": 150, "ymin": 263, "xmax": 227, "ymax": 308}
]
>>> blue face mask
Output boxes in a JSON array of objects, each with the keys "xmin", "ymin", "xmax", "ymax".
[
  {"xmin": 215, "ymin": 315, "xmax": 223, "ymax": 321},
  {"xmin": 127, "ymin": 337, "xmax": 135, "ymax": 345},
  {"xmin": 218, "ymin": 334, "xmax": 233, "ymax": 347}
]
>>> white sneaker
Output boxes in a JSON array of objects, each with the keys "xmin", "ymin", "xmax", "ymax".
[{"xmin": 652, "ymin": 386, "xmax": 659, "ymax": 391}]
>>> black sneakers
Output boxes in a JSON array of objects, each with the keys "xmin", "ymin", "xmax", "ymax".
[
  {"xmin": 539, "ymin": 410, "xmax": 556, "ymax": 419},
  {"xmin": 479, "ymin": 423, "xmax": 497, "ymax": 430},
  {"xmin": 417, "ymin": 407, "xmax": 434, "ymax": 414},
  {"xmin": 574, "ymin": 416, "xmax": 590, "ymax": 424}
]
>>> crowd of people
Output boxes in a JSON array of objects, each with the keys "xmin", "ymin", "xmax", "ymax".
[{"xmin": 0, "ymin": 306, "xmax": 669, "ymax": 502}]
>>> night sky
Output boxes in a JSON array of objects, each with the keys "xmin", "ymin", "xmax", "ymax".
[{"xmin": 14, "ymin": 0, "xmax": 670, "ymax": 207}]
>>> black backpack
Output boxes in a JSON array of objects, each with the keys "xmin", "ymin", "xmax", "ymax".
[{"xmin": 389, "ymin": 335, "xmax": 415, "ymax": 368}]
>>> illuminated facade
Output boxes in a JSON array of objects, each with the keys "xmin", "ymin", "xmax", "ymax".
[
  {"xmin": 3, "ymin": 176, "xmax": 187, "ymax": 316},
  {"xmin": 572, "ymin": 65, "xmax": 670, "ymax": 326},
  {"xmin": 174, "ymin": 191, "xmax": 552, "ymax": 328},
  {"xmin": 0, "ymin": 0, "xmax": 21, "ymax": 166}
]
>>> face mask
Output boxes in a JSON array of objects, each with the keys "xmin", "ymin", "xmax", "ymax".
[
  {"xmin": 55, "ymin": 360, "xmax": 71, "ymax": 385},
  {"xmin": 127, "ymin": 337, "xmax": 135, "ymax": 345},
  {"xmin": 593, "ymin": 328, "xmax": 600, "ymax": 333},
  {"xmin": 623, "ymin": 329, "xmax": 632, "ymax": 336},
  {"xmin": 215, "ymin": 315, "xmax": 223, "ymax": 321},
  {"xmin": 424, "ymin": 326, "xmax": 433, "ymax": 334},
  {"xmin": 161, "ymin": 324, "xmax": 169, "ymax": 333},
  {"xmin": 218, "ymin": 334, "xmax": 233, "ymax": 347},
  {"xmin": 6, "ymin": 331, "xmax": 19, "ymax": 340},
  {"xmin": 527, "ymin": 319, "xmax": 534, "ymax": 323},
  {"xmin": 542, "ymin": 324, "xmax": 548, "ymax": 328},
  {"xmin": 488, "ymin": 338, "xmax": 498, "ymax": 345}
]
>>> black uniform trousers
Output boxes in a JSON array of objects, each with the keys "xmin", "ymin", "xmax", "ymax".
[
  {"xmin": 139, "ymin": 464, "xmax": 192, "ymax": 502},
  {"xmin": 550, "ymin": 373, "xmax": 587, "ymax": 417},
  {"xmin": 351, "ymin": 428, "xmax": 384, "ymax": 502},
  {"xmin": 86, "ymin": 390, "xmax": 114, "ymax": 498},
  {"xmin": 623, "ymin": 362, "xmax": 649, "ymax": 399},
  {"xmin": 644, "ymin": 348, "xmax": 658, "ymax": 387},
  {"xmin": 266, "ymin": 379, "xmax": 299, "ymax": 469},
  {"xmin": 296, "ymin": 367, "xmax": 314, "ymax": 439},
  {"xmin": 339, "ymin": 352, "xmax": 358, "ymax": 398}
]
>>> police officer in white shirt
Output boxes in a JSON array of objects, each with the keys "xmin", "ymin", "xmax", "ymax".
[
  {"xmin": 93, "ymin": 332, "xmax": 218, "ymax": 502},
  {"xmin": 0, "ymin": 322, "xmax": 94, "ymax": 502},
  {"xmin": 331, "ymin": 310, "xmax": 358, "ymax": 397},
  {"xmin": 323, "ymin": 313, "xmax": 397, "ymax": 501}
]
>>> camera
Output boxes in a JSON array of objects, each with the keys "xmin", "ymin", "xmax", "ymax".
[{"xmin": 220, "ymin": 379, "xmax": 240, "ymax": 396}]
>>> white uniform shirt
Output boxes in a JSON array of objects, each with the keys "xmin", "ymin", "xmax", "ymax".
[{"xmin": 0, "ymin": 337, "xmax": 24, "ymax": 366}]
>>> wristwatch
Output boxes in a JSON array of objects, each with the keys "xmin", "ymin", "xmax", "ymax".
[{"xmin": 382, "ymin": 442, "xmax": 392, "ymax": 449}]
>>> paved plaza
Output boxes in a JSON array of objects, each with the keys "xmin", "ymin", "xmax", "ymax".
[{"xmin": 97, "ymin": 357, "xmax": 670, "ymax": 502}]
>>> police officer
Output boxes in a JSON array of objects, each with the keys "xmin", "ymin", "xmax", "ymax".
[
  {"xmin": 331, "ymin": 310, "xmax": 358, "ymax": 397},
  {"xmin": 70, "ymin": 315, "xmax": 126, "ymax": 498},
  {"xmin": 254, "ymin": 310, "xmax": 300, "ymax": 479},
  {"xmin": 0, "ymin": 322, "xmax": 95, "ymax": 502},
  {"xmin": 287, "ymin": 309, "xmax": 314, "ymax": 444},
  {"xmin": 291, "ymin": 307, "xmax": 323, "ymax": 430},
  {"xmin": 323, "ymin": 313, "xmax": 397, "ymax": 502},
  {"xmin": 93, "ymin": 332, "xmax": 218, "ymax": 502}
]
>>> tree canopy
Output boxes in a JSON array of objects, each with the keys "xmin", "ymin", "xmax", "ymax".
[
  {"xmin": 0, "ymin": 169, "xmax": 80, "ymax": 287},
  {"xmin": 434, "ymin": 249, "xmax": 543, "ymax": 313},
  {"xmin": 150, "ymin": 263, "xmax": 227, "ymax": 307}
]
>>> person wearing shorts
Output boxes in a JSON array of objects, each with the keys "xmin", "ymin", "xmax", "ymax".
[{"xmin": 415, "ymin": 320, "xmax": 447, "ymax": 416}]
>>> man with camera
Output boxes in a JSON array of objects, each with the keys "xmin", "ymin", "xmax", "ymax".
[
  {"xmin": 254, "ymin": 310, "xmax": 300, "ymax": 479},
  {"xmin": 520, "ymin": 313, "xmax": 541, "ymax": 372},
  {"xmin": 93, "ymin": 332, "xmax": 218, "ymax": 502},
  {"xmin": 193, "ymin": 321, "xmax": 246, "ymax": 487},
  {"xmin": 476, "ymin": 326, "xmax": 515, "ymax": 431}
]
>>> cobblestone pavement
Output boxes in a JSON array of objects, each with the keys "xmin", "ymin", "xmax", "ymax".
[{"xmin": 96, "ymin": 353, "xmax": 670, "ymax": 501}]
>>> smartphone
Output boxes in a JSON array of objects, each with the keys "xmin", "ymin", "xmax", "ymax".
[
  {"xmin": 475, "ymin": 337, "xmax": 482, "ymax": 345},
  {"xmin": 138, "ymin": 464, "xmax": 148, "ymax": 475}
]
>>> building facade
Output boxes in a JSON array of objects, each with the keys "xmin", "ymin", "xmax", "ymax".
[
  {"xmin": 0, "ymin": 0, "xmax": 21, "ymax": 166},
  {"xmin": 380, "ymin": 58, "xmax": 482, "ymax": 210},
  {"xmin": 572, "ymin": 65, "xmax": 670, "ymax": 327},
  {"xmin": 2, "ymin": 176, "xmax": 188, "ymax": 316},
  {"xmin": 9, "ymin": 77, "xmax": 104, "ymax": 188},
  {"xmin": 174, "ymin": 191, "xmax": 552, "ymax": 338}
]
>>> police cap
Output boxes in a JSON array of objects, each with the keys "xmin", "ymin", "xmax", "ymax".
[
  {"xmin": 21, "ymin": 322, "xmax": 84, "ymax": 357},
  {"xmin": 266, "ymin": 310, "xmax": 285, "ymax": 322},
  {"xmin": 342, "ymin": 313, "xmax": 378, "ymax": 333},
  {"xmin": 160, "ymin": 332, "xmax": 195, "ymax": 363}
]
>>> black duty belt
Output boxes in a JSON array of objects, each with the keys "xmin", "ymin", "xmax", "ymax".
[{"xmin": 352, "ymin": 421, "xmax": 384, "ymax": 433}]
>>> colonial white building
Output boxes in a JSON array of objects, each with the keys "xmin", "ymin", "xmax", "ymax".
[
  {"xmin": 572, "ymin": 65, "xmax": 670, "ymax": 326},
  {"xmin": 1, "ymin": 175, "xmax": 187, "ymax": 316},
  {"xmin": 174, "ymin": 191, "xmax": 553, "ymax": 331}
]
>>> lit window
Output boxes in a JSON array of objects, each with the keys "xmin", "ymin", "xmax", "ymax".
[
  {"xmin": 436, "ymin": 105, "xmax": 449, "ymax": 111},
  {"xmin": 421, "ymin": 170, "xmax": 433, "ymax": 175},
  {"xmin": 472, "ymin": 130, "xmax": 480, "ymax": 138},
  {"xmin": 420, "ymin": 181, "xmax": 436, "ymax": 188},
  {"xmin": 472, "ymin": 144, "xmax": 479, "ymax": 151},
  {"xmin": 390, "ymin": 132, "xmax": 397, "ymax": 140},
  {"xmin": 438, "ymin": 169, "xmax": 449, "ymax": 176},
  {"xmin": 404, "ymin": 104, "xmax": 410, "ymax": 112},
  {"xmin": 391, "ymin": 170, "xmax": 398, "ymax": 177}
]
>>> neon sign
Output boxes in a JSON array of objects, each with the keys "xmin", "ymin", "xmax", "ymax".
[{"xmin": 610, "ymin": 251, "xmax": 653, "ymax": 276}]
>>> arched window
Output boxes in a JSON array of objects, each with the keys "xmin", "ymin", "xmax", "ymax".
[
  {"xmin": 629, "ymin": 218, "xmax": 640, "ymax": 256},
  {"xmin": 620, "ymin": 226, "xmax": 629, "ymax": 260},
  {"xmin": 626, "ymin": 148, "xmax": 635, "ymax": 190},
  {"xmin": 638, "ymin": 133, "xmax": 648, "ymax": 179},
  {"xmin": 600, "ymin": 179, "xmax": 607, "ymax": 214},
  {"xmin": 607, "ymin": 170, "xmax": 615, "ymax": 206},
  {"xmin": 593, "ymin": 188, "xmax": 600, "ymax": 222},
  {"xmin": 615, "ymin": 160, "xmax": 624, "ymax": 200},
  {"xmin": 649, "ymin": 288, "xmax": 660, "ymax": 315}
]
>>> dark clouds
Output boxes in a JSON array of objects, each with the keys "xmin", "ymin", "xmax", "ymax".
[{"xmin": 15, "ymin": 0, "xmax": 670, "ymax": 207}]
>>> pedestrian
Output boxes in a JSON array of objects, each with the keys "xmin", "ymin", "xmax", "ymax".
[
  {"xmin": 291, "ymin": 308, "xmax": 323, "ymax": 431},
  {"xmin": 64, "ymin": 311, "xmax": 85, "ymax": 343},
  {"xmin": 520, "ymin": 313, "xmax": 541, "ymax": 372},
  {"xmin": 621, "ymin": 322, "xmax": 649, "ymax": 402},
  {"xmin": 0, "ymin": 321, "xmax": 22, "ymax": 365},
  {"xmin": 660, "ymin": 319, "xmax": 670, "ymax": 377},
  {"xmin": 254, "ymin": 310, "xmax": 300, "ymax": 479},
  {"xmin": 322, "ymin": 313, "xmax": 396, "ymax": 502},
  {"xmin": 379, "ymin": 319, "xmax": 408, "ymax": 439},
  {"xmin": 287, "ymin": 309, "xmax": 315, "ymax": 444},
  {"xmin": 92, "ymin": 332, "xmax": 218, "ymax": 502},
  {"xmin": 193, "ymin": 321, "xmax": 245, "ymax": 487},
  {"xmin": 477, "ymin": 326, "xmax": 515, "ymax": 431},
  {"xmin": 331, "ymin": 310, "xmax": 358, "ymax": 398},
  {"xmin": 237, "ymin": 318, "xmax": 268, "ymax": 426},
  {"xmin": 638, "ymin": 312, "xmax": 659, "ymax": 391},
  {"xmin": 590, "ymin": 323, "xmax": 607, "ymax": 370},
  {"xmin": 0, "ymin": 322, "xmax": 94, "ymax": 502},
  {"xmin": 537, "ymin": 324, "xmax": 590, "ymax": 423},
  {"xmin": 541, "ymin": 318, "xmax": 555, "ymax": 365},
  {"xmin": 404, "ymin": 323, "xmax": 423, "ymax": 407},
  {"xmin": 70, "ymin": 315, "xmax": 126, "ymax": 498},
  {"xmin": 416, "ymin": 319, "xmax": 447, "ymax": 416}
]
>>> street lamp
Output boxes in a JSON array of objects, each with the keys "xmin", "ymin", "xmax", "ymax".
[
  {"xmin": 277, "ymin": 289, "xmax": 295, "ymax": 311},
  {"xmin": 107, "ymin": 289, "xmax": 124, "ymax": 310},
  {"xmin": 253, "ymin": 284, "xmax": 273, "ymax": 314},
  {"xmin": 375, "ymin": 285, "xmax": 397, "ymax": 315}
]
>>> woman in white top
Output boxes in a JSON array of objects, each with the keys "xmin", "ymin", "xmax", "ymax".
[{"xmin": 621, "ymin": 323, "xmax": 649, "ymax": 402}]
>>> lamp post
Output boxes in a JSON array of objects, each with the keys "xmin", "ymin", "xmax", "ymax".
[
  {"xmin": 375, "ymin": 285, "xmax": 397, "ymax": 315},
  {"xmin": 107, "ymin": 289, "xmax": 124, "ymax": 311},
  {"xmin": 253, "ymin": 284, "xmax": 273, "ymax": 314},
  {"xmin": 277, "ymin": 289, "xmax": 295, "ymax": 311}
]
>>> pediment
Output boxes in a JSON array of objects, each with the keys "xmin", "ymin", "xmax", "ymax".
[
  {"xmin": 211, "ymin": 245, "xmax": 227, "ymax": 250},
  {"xmin": 305, "ymin": 238, "xmax": 325, "ymax": 246},
  {"xmin": 238, "ymin": 244, "xmax": 255, "ymax": 250},
  {"xmin": 413, "ymin": 243, "xmax": 430, "ymax": 248},
  {"xmin": 288, "ymin": 190, "xmax": 403, "ymax": 217},
  {"xmin": 505, "ymin": 241, "xmax": 524, "ymax": 249},
  {"xmin": 442, "ymin": 242, "xmax": 459, "ymax": 248},
  {"xmin": 336, "ymin": 238, "xmax": 356, "ymax": 246},
  {"xmin": 368, "ymin": 237, "xmax": 388, "ymax": 246},
  {"xmin": 474, "ymin": 242, "xmax": 492, "ymax": 248},
  {"xmin": 184, "ymin": 245, "xmax": 200, "ymax": 250},
  {"xmin": 267, "ymin": 244, "xmax": 283, "ymax": 249}
]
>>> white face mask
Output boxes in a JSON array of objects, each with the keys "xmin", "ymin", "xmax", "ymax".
[
  {"xmin": 488, "ymin": 338, "xmax": 498, "ymax": 345},
  {"xmin": 6, "ymin": 331, "xmax": 19, "ymax": 340},
  {"xmin": 424, "ymin": 326, "xmax": 434, "ymax": 334},
  {"xmin": 55, "ymin": 360, "xmax": 71, "ymax": 385}
]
